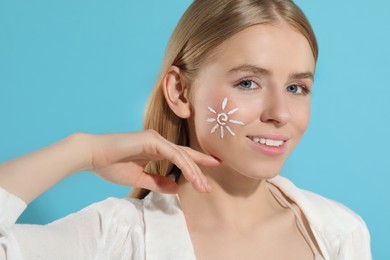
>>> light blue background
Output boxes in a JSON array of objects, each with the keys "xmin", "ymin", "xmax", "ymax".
[{"xmin": 0, "ymin": 1, "xmax": 388, "ymax": 259}]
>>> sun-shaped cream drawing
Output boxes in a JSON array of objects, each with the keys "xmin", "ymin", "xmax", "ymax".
[{"xmin": 207, "ymin": 97, "xmax": 245, "ymax": 139}]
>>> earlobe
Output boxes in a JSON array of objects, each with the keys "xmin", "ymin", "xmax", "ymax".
[{"xmin": 162, "ymin": 66, "xmax": 191, "ymax": 119}]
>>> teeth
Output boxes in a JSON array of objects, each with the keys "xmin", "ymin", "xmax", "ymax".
[{"xmin": 252, "ymin": 137, "xmax": 284, "ymax": 147}]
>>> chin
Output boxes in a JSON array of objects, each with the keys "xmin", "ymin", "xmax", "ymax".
[
  {"xmin": 245, "ymin": 168, "xmax": 281, "ymax": 180},
  {"xmin": 226, "ymin": 160, "xmax": 284, "ymax": 181}
]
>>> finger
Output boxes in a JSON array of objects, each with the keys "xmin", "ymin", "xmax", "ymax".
[
  {"xmin": 179, "ymin": 146, "xmax": 220, "ymax": 191},
  {"xmin": 158, "ymin": 138, "xmax": 208, "ymax": 192},
  {"xmin": 164, "ymin": 142, "xmax": 211, "ymax": 192},
  {"xmin": 180, "ymin": 146, "xmax": 222, "ymax": 166},
  {"xmin": 170, "ymin": 149, "xmax": 207, "ymax": 192},
  {"xmin": 154, "ymin": 138, "xmax": 207, "ymax": 192},
  {"xmin": 179, "ymin": 147, "xmax": 211, "ymax": 192},
  {"xmin": 103, "ymin": 163, "xmax": 180, "ymax": 194},
  {"xmin": 174, "ymin": 146, "xmax": 209, "ymax": 192},
  {"xmin": 145, "ymin": 137, "xmax": 202, "ymax": 191},
  {"xmin": 145, "ymin": 132, "xmax": 210, "ymax": 192}
]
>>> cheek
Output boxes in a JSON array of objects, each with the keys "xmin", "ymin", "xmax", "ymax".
[
  {"xmin": 289, "ymin": 101, "xmax": 311, "ymax": 139},
  {"xmin": 194, "ymin": 96, "xmax": 247, "ymax": 148}
]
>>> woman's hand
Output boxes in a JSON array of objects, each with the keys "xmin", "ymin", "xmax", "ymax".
[
  {"xmin": 85, "ymin": 130, "xmax": 220, "ymax": 194},
  {"xmin": 0, "ymin": 130, "xmax": 219, "ymax": 204}
]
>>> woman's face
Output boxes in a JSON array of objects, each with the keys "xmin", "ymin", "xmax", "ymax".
[{"xmin": 188, "ymin": 23, "xmax": 315, "ymax": 180}]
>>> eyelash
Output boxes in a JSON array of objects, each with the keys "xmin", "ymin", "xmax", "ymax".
[
  {"xmin": 235, "ymin": 79, "xmax": 311, "ymax": 96},
  {"xmin": 287, "ymin": 84, "xmax": 311, "ymax": 95},
  {"xmin": 235, "ymin": 79, "xmax": 259, "ymax": 90}
]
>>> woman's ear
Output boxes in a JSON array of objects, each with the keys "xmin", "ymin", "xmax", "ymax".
[{"xmin": 162, "ymin": 66, "xmax": 191, "ymax": 119}]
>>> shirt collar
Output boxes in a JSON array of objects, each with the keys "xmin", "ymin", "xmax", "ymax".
[
  {"xmin": 267, "ymin": 175, "xmax": 330, "ymax": 259},
  {"xmin": 143, "ymin": 176, "xmax": 330, "ymax": 260}
]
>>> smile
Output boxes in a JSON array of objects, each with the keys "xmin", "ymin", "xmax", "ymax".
[
  {"xmin": 246, "ymin": 135, "xmax": 289, "ymax": 157},
  {"xmin": 248, "ymin": 136, "xmax": 285, "ymax": 147}
]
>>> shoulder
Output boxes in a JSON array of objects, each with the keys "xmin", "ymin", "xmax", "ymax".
[
  {"xmin": 85, "ymin": 196, "xmax": 145, "ymax": 225},
  {"xmin": 300, "ymin": 189, "xmax": 368, "ymax": 233},
  {"xmin": 78, "ymin": 196, "xmax": 146, "ymax": 258},
  {"xmin": 268, "ymin": 176, "xmax": 369, "ymax": 236},
  {"xmin": 92, "ymin": 196, "xmax": 144, "ymax": 212},
  {"xmin": 46, "ymin": 196, "xmax": 146, "ymax": 233},
  {"xmin": 297, "ymin": 188, "xmax": 372, "ymax": 259},
  {"xmin": 269, "ymin": 176, "xmax": 372, "ymax": 258}
]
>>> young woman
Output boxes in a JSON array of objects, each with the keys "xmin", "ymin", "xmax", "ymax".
[{"xmin": 0, "ymin": 0, "xmax": 371, "ymax": 259}]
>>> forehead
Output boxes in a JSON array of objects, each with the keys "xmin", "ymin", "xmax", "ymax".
[{"xmin": 201, "ymin": 23, "xmax": 316, "ymax": 77}]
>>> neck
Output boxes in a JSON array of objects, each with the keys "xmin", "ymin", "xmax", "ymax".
[{"xmin": 177, "ymin": 164, "xmax": 283, "ymax": 229}]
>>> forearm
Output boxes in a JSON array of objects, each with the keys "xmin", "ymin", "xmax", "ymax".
[{"xmin": 0, "ymin": 133, "xmax": 91, "ymax": 204}]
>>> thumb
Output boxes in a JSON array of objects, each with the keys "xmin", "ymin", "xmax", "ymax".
[
  {"xmin": 132, "ymin": 173, "xmax": 179, "ymax": 194},
  {"xmin": 95, "ymin": 163, "xmax": 179, "ymax": 194}
]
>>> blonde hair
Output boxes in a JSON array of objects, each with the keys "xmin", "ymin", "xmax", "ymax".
[{"xmin": 131, "ymin": 0, "xmax": 318, "ymax": 199}]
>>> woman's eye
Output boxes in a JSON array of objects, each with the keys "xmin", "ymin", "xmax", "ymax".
[
  {"xmin": 286, "ymin": 84, "xmax": 310, "ymax": 95},
  {"xmin": 238, "ymin": 80, "xmax": 257, "ymax": 89}
]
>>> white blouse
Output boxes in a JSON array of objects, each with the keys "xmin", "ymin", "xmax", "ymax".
[{"xmin": 0, "ymin": 176, "xmax": 372, "ymax": 260}]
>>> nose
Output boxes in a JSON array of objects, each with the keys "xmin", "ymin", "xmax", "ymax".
[{"xmin": 259, "ymin": 92, "xmax": 291, "ymax": 127}]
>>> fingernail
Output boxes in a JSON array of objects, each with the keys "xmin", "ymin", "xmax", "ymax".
[
  {"xmin": 197, "ymin": 179, "xmax": 204, "ymax": 191},
  {"xmin": 201, "ymin": 183, "xmax": 207, "ymax": 192}
]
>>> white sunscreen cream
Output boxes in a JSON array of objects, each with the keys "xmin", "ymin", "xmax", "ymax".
[{"xmin": 207, "ymin": 97, "xmax": 245, "ymax": 139}]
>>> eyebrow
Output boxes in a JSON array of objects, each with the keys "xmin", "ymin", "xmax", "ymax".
[
  {"xmin": 289, "ymin": 71, "xmax": 314, "ymax": 81},
  {"xmin": 228, "ymin": 65, "xmax": 270, "ymax": 76},
  {"xmin": 228, "ymin": 64, "xmax": 314, "ymax": 81}
]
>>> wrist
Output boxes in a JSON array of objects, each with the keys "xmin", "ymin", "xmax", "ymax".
[{"xmin": 66, "ymin": 132, "xmax": 93, "ymax": 174}]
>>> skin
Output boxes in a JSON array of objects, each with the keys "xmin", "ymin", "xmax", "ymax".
[
  {"xmin": 189, "ymin": 23, "xmax": 314, "ymax": 182},
  {"xmin": 165, "ymin": 22, "xmax": 316, "ymax": 259},
  {"xmin": 0, "ymin": 18, "xmax": 317, "ymax": 260},
  {"xmin": 0, "ymin": 131, "xmax": 217, "ymax": 204}
]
